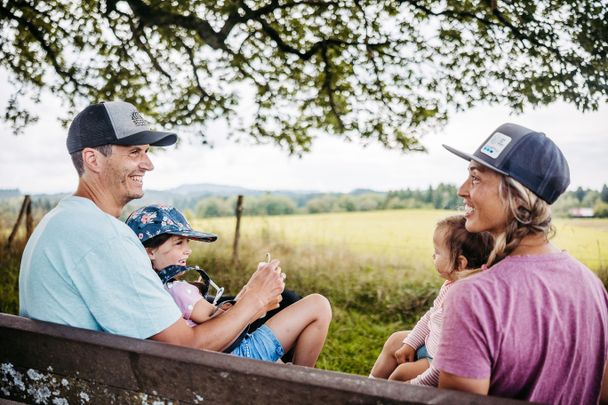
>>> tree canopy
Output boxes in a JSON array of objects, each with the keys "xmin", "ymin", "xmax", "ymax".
[{"xmin": 1, "ymin": 0, "xmax": 607, "ymax": 154}]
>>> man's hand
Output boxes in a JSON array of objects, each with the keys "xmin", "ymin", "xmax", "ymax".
[
  {"xmin": 239, "ymin": 259, "xmax": 285, "ymax": 312},
  {"xmin": 394, "ymin": 343, "xmax": 416, "ymax": 364}
]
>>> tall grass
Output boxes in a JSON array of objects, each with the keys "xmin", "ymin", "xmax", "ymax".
[{"xmin": 0, "ymin": 241, "xmax": 24, "ymax": 315}]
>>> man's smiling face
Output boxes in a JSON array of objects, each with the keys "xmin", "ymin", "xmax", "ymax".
[{"xmin": 102, "ymin": 144, "xmax": 154, "ymax": 206}]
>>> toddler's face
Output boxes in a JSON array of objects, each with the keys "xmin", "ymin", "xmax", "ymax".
[
  {"xmin": 149, "ymin": 235, "xmax": 192, "ymax": 271},
  {"xmin": 432, "ymin": 228, "xmax": 452, "ymax": 279}
]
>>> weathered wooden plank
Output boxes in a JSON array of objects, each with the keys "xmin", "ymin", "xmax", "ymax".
[{"xmin": 0, "ymin": 313, "xmax": 528, "ymax": 404}]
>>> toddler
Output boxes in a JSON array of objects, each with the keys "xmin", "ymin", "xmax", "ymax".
[
  {"xmin": 126, "ymin": 204, "xmax": 332, "ymax": 367},
  {"xmin": 369, "ymin": 215, "xmax": 493, "ymax": 385}
]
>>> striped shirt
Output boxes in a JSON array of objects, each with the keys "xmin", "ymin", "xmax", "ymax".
[{"xmin": 403, "ymin": 280, "xmax": 454, "ymax": 386}]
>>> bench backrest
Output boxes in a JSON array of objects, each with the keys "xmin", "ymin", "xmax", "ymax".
[{"xmin": 0, "ymin": 313, "xmax": 527, "ymax": 404}]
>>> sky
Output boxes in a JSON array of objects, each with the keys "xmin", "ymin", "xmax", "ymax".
[{"xmin": 1, "ymin": 72, "xmax": 607, "ymax": 195}]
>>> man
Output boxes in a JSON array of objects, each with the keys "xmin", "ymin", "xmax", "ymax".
[{"xmin": 19, "ymin": 101, "xmax": 284, "ymax": 351}]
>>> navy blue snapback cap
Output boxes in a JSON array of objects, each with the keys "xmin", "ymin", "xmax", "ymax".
[
  {"xmin": 443, "ymin": 123, "xmax": 570, "ymax": 204},
  {"xmin": 67, "ymin": 101, "xmax": 177, "ymax": 153}
]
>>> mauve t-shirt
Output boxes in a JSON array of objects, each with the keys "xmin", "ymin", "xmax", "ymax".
[{"xmin": 434, "ymin": 252, "xmax": 608, "ymax": 405}]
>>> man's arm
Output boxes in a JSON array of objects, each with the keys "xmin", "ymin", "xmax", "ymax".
[
  {"xmin": 600, "ymin": 359, "xmax": 608, "ymax": 405},
  {"xmin": 151, "ymin": 298, "xmax": 258, "ymax": 351},
  {"xmin": 438, "ymin": 371, "xmax": 490, "ymax": 395},
  {"xmin": 151, "ymin": 260, "xmax": 284, "ymax": 352}
]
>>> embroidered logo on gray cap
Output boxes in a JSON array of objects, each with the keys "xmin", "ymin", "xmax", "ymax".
[
  {"xmin": 131, "ymin": 111, "xmax": 148, "ymax": 127},
  {"xmin": 104, "ymin": 101, "xmax": 153, "ymax": 140}
]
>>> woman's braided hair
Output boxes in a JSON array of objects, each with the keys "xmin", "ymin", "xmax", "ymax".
[{"xmin": 485, "ymin": 176, "xmax": 555, "ymax": 268}]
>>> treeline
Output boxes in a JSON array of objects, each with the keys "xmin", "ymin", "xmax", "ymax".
[
  {"xmin": 191, "ymin": 184, "xmax": 608, "ymax": 218},
  {"xmin": 553, "ymin": 185, "xmax": 608, "ymax": 217},
  {"xmin": 1, "ymin": 184, "xmax": 607, "ymax": 225},
  {"xmin": 189, "ymin": 183, "xmax": 461, "ymax": 218}
]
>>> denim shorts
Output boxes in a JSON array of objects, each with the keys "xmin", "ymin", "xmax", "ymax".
[
  {"xmin": 230, "ymin": 324, "xmax": 285, "ymax": 362},
  {"xmin": 416, "ymin": 345, "xmax": 433, "ymax": 364}
]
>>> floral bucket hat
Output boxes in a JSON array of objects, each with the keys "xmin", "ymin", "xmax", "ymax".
[{"xmin": 126, "ymin": 204, "xmax": 218, "ymax": 243}]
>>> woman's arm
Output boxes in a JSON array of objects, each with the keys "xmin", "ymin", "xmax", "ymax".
[{"xmin": 438, "ymin": 370, "xmax": 490, "ymax": 395}]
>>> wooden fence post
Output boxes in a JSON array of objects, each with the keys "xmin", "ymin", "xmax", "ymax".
[
  {"xmin": 232, "ymin": 195, "xmax": 244, "ymax": 267},
  {"xmin": 25, "ymin": 195, "xmax": 33, "ymax": 240},
  {"xmin": 6, "ymin": 195, "xmax": 32, "ymax": 249}
]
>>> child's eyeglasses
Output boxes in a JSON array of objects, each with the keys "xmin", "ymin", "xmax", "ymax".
[{"xmin": 157, "ymin": 264, "xmax": 224, "ymax": 305}]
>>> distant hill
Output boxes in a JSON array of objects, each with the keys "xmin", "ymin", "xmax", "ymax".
[
  {"xmin": 0, "ymin": 183, "xmax": 330, "ymax": 201},
  {"xmin": 1, "ymin": 183, "xmax": 389, "ymax": 217},
  {"xmin": 163, "ymin": 183, "xmax": 325, "ymax": 197},
  {"xmin": 0, "ymin": 189, "xmax": 21, "ymax": 198},
  {"xmin": 167, "ymin": 183, "xmax": 255, "ymax": 196},
  {"xmin": 133, "ymin": 183, "xmax": 322, "ymax": 207}
]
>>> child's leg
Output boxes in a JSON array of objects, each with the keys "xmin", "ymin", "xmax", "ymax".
[
  {"xmin": 265, "ymin": 294, "xmax": 332, "ymax": 367},
  {"xmin": 369, "ymin": 331, "xmax": 409, "ymax": 378},
  {"xmin": 388, "ymin": 359, "xmax": 429, "ymax": 382}
]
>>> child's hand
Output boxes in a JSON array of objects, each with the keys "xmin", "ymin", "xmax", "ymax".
[
  {"xmin": 249, "ymin": 293, "xmax": 282, "ymax": 320},
  {"xmin": 394, "ymin": 343, "xmax": 416, "ymax": 364},
  {"xmin": 217, "ymin": 301, "xmax": 234, "ymax": 311},
  {"xmin": 264, "ymin": 293, "xmax": 282, "ymax": 313}
]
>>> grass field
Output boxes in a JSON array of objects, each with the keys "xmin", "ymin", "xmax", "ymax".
[
  {"xmin": 191, "ymin": 209, "xmax": 608, "ymax": 275},
  {"xmin": 186, "ymin": 209, "xmax": 608, "ymax": 374},
  {"xmin": 2, "ymin": 209, "xmax": 607, "ymax": 375}
]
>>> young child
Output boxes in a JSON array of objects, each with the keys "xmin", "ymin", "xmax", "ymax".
[
  {"xmin": 369, "ymin": 215, "xmax": 493, "ymax": 385},
  {"xmin": 126, "ymin": 204, "xmax": 332, "ymax": 367}
]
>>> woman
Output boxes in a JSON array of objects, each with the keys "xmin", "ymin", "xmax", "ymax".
[{"xmin": 434, "ymin": 123, "xmax": 608, "ymax": 404}]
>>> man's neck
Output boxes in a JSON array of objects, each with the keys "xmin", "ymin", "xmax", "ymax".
[{"xmin": 74, "ymin": 180, "xmax": 124, "ymax": 218}]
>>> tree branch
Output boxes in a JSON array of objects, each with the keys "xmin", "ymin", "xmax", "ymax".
[
  {"xmin": 321, "ymin": 46, "xmax": 345, "ymax": 131},
  {"xmin": 124, "ymin": 0, "xmax": 230, "ymax": 50},
  {"xmin": 0, "ymin": 1, "xmax": 94, "ymax": 95}
]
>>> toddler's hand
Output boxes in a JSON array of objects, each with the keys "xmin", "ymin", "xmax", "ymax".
[
  {"xmin": 217, "ymin": 301, "xmax": 234, "ymax": 311},
  {"xmin": 394, "ymin": 343, "xmax": 416, "ymax": 364}
]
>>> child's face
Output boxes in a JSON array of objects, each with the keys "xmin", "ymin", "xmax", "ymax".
[
  {"xmin": 148, "ymin": 235, "xmax": 192, "ymax": 271},
  {"xmin": 432, "ymin": 228, "xmax": 452, "ymax": 279}
]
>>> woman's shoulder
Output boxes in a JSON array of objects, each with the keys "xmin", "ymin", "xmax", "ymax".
[
  {"xmin": 450, "ymin": 251, "xmax": 599, "ymax": 297},
  {"xmin": 447, "ymin": 266, "xmax": 508, "ymax": 301}
]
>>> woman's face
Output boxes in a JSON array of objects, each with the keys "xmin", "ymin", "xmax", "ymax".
[{"xmin": 458, "ymin": 161, "xmax": 509, "ymax": 236}]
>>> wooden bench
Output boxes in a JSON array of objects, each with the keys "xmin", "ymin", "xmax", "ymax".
[{"xmin": 0, "ymin": 313, "xmax": 527, "ymax": 404}]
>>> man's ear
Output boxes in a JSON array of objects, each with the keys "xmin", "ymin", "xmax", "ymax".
[
  {"xmin": 82, "ymin": 148, "xmax": 103, "ymax": 174},
  {"xmin": 457, "ymin": 255, "xmax": 469, "ymax": 271}
]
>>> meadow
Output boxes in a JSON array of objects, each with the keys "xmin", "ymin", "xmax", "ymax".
[
  {"xmin": 188, "ymin": 209, "xmax": 608, "ymax": 374},
  {"xmin": 1, "ymin": 209, "xmax": 607, "ymax": 375}
]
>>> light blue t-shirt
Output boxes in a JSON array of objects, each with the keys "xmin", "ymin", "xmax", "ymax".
[{"xmin": 19, "ymin": 196, "xmax": 181, "ymax": 339}]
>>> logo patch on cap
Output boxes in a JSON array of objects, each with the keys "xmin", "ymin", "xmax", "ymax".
[
  {"xmin": 480, "ymin": 131, "xmax": 512, "ymax": 159},
  {"xmin": 131, "ymin": 111, "xmax": 148, "ymax": 127}
]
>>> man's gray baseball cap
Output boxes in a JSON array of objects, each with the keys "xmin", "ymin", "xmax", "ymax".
[
  {"xmin": 67, "ymin": 101, "xmax": 177, "ymax": 153},
  {"xmin": 443, "ymin": 123, "xmax": 570, "ymax": 204}
]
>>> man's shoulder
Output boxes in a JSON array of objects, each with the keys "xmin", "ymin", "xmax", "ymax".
[{"xmin": 47, "ymin": 196, "xmax": 130, "ymax": 239}]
